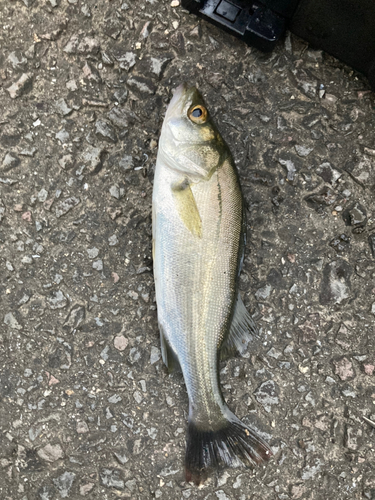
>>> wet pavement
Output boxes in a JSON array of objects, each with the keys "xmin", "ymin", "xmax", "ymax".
[{"xmin": 0, "ymin": 1, "xmax": 375, "ymax": 499}]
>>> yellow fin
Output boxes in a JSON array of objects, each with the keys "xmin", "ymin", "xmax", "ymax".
[{"xmin": 172, "ymin": 179, "xmax": 202, "ymax": 238}]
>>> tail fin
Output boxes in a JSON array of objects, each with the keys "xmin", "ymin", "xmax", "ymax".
[{"xmin": 185, "ymin": 412, "xmax": 272, "ymax": 485}]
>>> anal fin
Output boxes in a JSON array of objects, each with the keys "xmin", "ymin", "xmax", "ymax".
[
  {"xmin": 159, "ymin": 323, "xmax": 182, "ymax": 373},
  {"xmin": 221, "ymin": 293, "xmax": 258, "ymax": 359}
]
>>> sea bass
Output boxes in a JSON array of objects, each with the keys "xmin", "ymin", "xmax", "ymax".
[{"xmin": 152, "ymin": 84, "xmax": 272, "ymax": 484}]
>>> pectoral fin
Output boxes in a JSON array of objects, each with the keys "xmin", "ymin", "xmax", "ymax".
[
  {"xmin": 172, "ymin": 179, "xmax": 202, "ymax": 238},
  {"xmin": 221, "ymin": 293, "xmax": 258, "ymax": 359}
]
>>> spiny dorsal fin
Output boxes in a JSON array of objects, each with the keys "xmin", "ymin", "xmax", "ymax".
[
  {"xmin": 171, "ymin": 178, "xmax": 202, "ymax": 238},
  {"xmin": 221, "ymin": 293, "xmax": 258, "ymax": 359}
]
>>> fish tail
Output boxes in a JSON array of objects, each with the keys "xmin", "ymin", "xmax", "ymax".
[{"xmin": 185, "ymin": 410, "xmax": 272, "ymax": 485}]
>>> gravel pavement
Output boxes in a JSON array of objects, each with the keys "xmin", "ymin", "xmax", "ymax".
[{"xmin": 1, "ymin": 1, "xmax": 375, "ymax": 499}]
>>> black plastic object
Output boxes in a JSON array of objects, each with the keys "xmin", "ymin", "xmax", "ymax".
[
  {"xmin": 290, "ymin": 0, "xmax": 375, "ymax": 91},
  {"xmin": 181, "ymin": 0, "xmax": 375, "ymax": 91},
  {"xmin": 181, "ymin": 0, "xmax": 287, "ymax": 52}
]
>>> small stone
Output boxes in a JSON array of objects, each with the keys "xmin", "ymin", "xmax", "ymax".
[
  {"xmin": 37, "ymin": 188, "xmax": 48, "ymax": 203},
  {"xmin": 80, "ymin": 483, "xmax": 95, "ymax": 496},
  {"xmin": 76, "ymin": 421, "xmax": 89, "ymax": 434},
  {"xmin": 316, "ymin": 162, "xmax": 342, "ymax": 185},
  {"xmin": 113, "ymin": 449, "xmax": 128, "ymax": 465},
  {"xmin": 150, "ymin": 346, "xmax": 161, "ymax": 364},
  {"xmin": 126, "ymin": 76, "xmax": 157, "ymax": 96},
  {"xmin": 22, "ymin": 211, "xmax": 32, "ymax": 222},
  {"xmin": 295, "ymin": 145, "xmax": 313, "ymax": 157},
  {"xmin": 329, "ymin": 234, "xmax": 350, "ymax": 253},
  {"xmin": 119, "ymin": 155, "xmax": 133, "ymax": 170},
  {"xmin": 267, "ymin": 347, "xmax": 282, "ymax": 359},
  {"xmin": 111, "ymin": 48, "xmax": 136, "ymax": 71},
  {"xmin": 344, "ymin": 425, "xmax": 362, "ymax": 450},
  {"xmin": 278, "ymin": 156, "xmax": 301, "ymax": 183},
  {"xmin": 63, "ymin": 34, "xmax": 79, "ymax": 53},
  {"xmin": 4, "ymin": 312, "xmax": 22, "ymax": 330},
  {"xmin": 55, "ymin": 98, "xmax": 73, "ymax": 116},
  {"xmin": 319, "ymin": 260, "xmax": 351, "ymax": 305},
  {"xmin": 55, "ymin": 129, "xmax": 70, "ymax": 144},
  {"xmin": 77, "ymin": 36, "xmax": 100, "ymax": 54},
  {"xmin": 1, "ymin": 153, "xmax": 20, "ymax": 172},
  {"xmin": 343, "ymin": 202, "xmax": 367, "ymax": 229},
  {"xmin": 48, "ymin": 290, "xmax": 68, "ymax": 309},
  {"xmin": 255, "ymin": 284, "xmax": 272, "ymax": 300},
  {"xmin": 109, "ymin": 184, "xmax": 124, "ymax": 199},
  {"xmin": 53, "ymin": 471, "xmax": 76, "ymax": 498},
  {"xmin": 254, "ymin": 380, "xmax": 280, "ymax": 412},
  {"xmin": 369, "ymin": 234, "xmax": 375, "ymax": 258},
  {"xmin": 58, "ymin": 154, "xmax": 74, "ymax": 170},
  {"xmin": 37, "ymin": 443, "xmax": 64, "ymax": 462},
  {"xmin": 87, "ymin": 247, "xmax": 99, "ymax": 259},
  {"xmin": 55, "ymin": 196, "xmax": 80, "ymax": 218},
  {"xmin": 216, "ymin": 491, "xmax": 230, "ymax": 500},
  {"xmin": 112, "ymin": 88, "xmax": 128, "ymax": 104},
  {"xmin": 6, "ymin": 73, "xmax": 33, "ymax": 99},
  {"xmin": 364, "ymin": 363, "xmax": 375, "ymax": 375},
  {"xmin": 95, "ymin": 120, "xmax": 117, "ymax": 143},
  {"xmin": 66, "ymin": 79, "xmax": 78, "ymax": 91},
  {"xmin": 93, "ymin": 259, "xmax": 103, "ymax": 271},
  {"xmin": 112, "ymin": 272, "xmax": 120, "ymax": 283},
  {"xmin": 108, "ymin": 394, "xmax": 122, "ymax": 404},
  {"xmin": 333, "ymin": 357, "xmax": 354, "ymax": 381},
  {"xmin": 7, "ymin": 51, "xmax": 27, "ymax": 70},
  {"xmin": 82, "ymin": 62, "xmax": 101, "ymax": 82},
  {"xmin": 114, "ymin": 335, "xmax": 128, "ymax": 351},
  {"xmin": 100, "ymin": 468, "xmax": 124, "ymax": 489},
  {"xmin": 108, "ymin": 234, "xmax": 118, "ymax": 246},
  {"xmin": 171, "ymin": 0, "xmax": 179, "ymax": 6}
]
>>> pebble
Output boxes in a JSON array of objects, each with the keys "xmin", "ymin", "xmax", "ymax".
[
  {"xmin": 6, "ymin": 73, "xmax": 33, "ymax": 99},
  {"xmin": 254, "ymin": 380, "xmax": 280, "ymax": 412},
  {"xmin": 87, "ymin": 247, "xmax": 99, "ymax": 259},
  {"xmin": 53, "ymin": 471, "xmax": 76, "ymax": 498},
  {"xmin": 55, "ymin": 197, "xmax": 80, "ymax": 218},
  {"xmin": 255, "ymin": 284, "xmax": 272, "ymax": 300},
  {"xmin": 114, "ymin": 335, "xmax": 128, "ymax": 351},
  {"xmin": 76, "ymin": 421, "xmax": 89, "ymax": 434},
  {"xmin": 1, "ymin": 153, "xmax": 20, "ymax": 172},
  {"xmin": 108, "ymin": 394, "xmax": 122, "ymax": 404},
  {"xmin": 126, "ymin": 76, "xmax": 157, "ymax": 96},
  {"xmin": 4, "ymin": 312, "xmax": 22, "ymax": 330},
  {"xmin": 150, "ymin": 346, "xmax": 161, "ymax": 364},
  {"xmin": 48, "ymin": 290, "xmax": 68, "ymax": 309},
  {"xmin": 37, "ymin": 443, "xmax": 64, "ymax": 462},
  {"xmin": 92, "ymin": 259, "xmax": 103, "ymax": 271},
  {"xmin": 320, "ymin": 260, "xmax": 351, "ymax": 305},
  {"xmin": 80, "ymin": 483, "xmax": 95, "ymax": 496},
  {"xmin": 100, "ymin": 468, "xmax": 124, "ymax": 489},
  {"xmin": 333, "ymin": 357, "xmax": 354, "ymax": 381},
  {"xmin": 55, "ymin": 98, "xmax": 73, "ymax": 116},
  {"xmin": 294, "ymin": 145, "xmax": 313, "ymax": 157},
  {"xmin": 109, "ymin": 184, "xmax": 124, "ymax": 199},
  {"xmin": 95, "ymin": 120, "xmax": 117, "ymax": 143}
]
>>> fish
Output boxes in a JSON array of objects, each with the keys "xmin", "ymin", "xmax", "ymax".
[{"xmin": 152, "ymin": 83, "xmax": 272, "ymax": 485}]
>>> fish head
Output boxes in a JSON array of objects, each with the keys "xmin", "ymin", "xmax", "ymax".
[{"xmin": 159, "ymin": 84, "xmax": 228, "ymax": 181}]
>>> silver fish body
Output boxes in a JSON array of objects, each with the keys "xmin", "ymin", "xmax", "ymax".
[{"xmin": 152, "ymin": 84, "xmax": 272, "ymax": 484}]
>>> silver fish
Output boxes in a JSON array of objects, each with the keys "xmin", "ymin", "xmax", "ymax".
[{"xmin": 152, "ymin": 83, "xmax": 272, "ymax": 484}]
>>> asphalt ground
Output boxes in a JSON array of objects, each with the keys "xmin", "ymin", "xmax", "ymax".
[{"xmin": 0, "ymin": 1, "xmax": 375, "ymax": 499}]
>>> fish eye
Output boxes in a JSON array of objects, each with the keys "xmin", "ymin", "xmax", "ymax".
[{"xmin": 188, "ymin": 105, "xmax": 208, "ymax": 124}]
